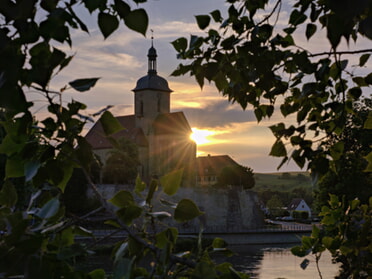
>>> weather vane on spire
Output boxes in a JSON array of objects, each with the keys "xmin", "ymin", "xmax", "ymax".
[{"xmin": 150, "ymin": 29, "xmax": 154, "ymax": 46}]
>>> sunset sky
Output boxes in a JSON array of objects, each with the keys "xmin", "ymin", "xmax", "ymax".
[{"xmin": 35, "ymin": 0, "xmax": 370, "ymax": 173}]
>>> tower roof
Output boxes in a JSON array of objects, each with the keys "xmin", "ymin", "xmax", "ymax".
[
  {"xmin": 133, "ymin": 74, "xmax": 172, "ymax": 92},
  {"xmin": 133, "ymin": 42, "xmax": 172, "ymax": 93}
]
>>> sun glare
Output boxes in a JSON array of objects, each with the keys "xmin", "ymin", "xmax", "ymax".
[{"xmin": 190, "ymin": 128, "xmax": 215, "ymax": 145}]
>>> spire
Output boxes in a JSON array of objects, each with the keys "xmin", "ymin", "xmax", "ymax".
[{"xmin": 147, "ymin": 30, "xmax": 157, "ymax": 75}]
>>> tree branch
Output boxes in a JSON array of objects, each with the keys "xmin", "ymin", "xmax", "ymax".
[{"xmin": 309, "ymin": 48, "xmax": 372, "ymax": 58}]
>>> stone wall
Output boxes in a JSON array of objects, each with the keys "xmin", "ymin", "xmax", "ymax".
[{"xmin": 91, "ymin": 184, "xmax": 265, "ymax": 232}]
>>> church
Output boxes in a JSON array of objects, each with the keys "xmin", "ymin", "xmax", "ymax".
[{"xmin": 85, "ymin": 43, "xmax": 196, "ymax": 183}]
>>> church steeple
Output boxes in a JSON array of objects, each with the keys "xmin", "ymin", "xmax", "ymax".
[
  {"xmin": 147, "ymin": 36, "xmax": 157, "ymax": 75},
  {"xmin": 132, "ymin": 38, "xmax": 173, "ymax": 134}
]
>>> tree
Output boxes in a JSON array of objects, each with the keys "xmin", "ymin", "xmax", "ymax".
[
  {"xmin": 266, "ymin": 194, "xmax": 285, "ymax": 218},
  {"xmin": 170, "ymin": 2, "xmax": 372, "ymax": 276},
  {"xmin": 315, "ymin": 98, "xmax": 372, "ymax": 208},
  {"xmin": 0, "ymin": 2, "xmax": 249, "ymax": 278},
  {"xmin": 217, "ymin": 164, "xmax": 255, "ymax": 189},
  {"xmin": 171, "ymin": 0, "xmax": 372, "ymax": 180},
  {"xmin": 292, "ymin": 195, "xmax": 371, "ymax": 279},
  {"xmin": 102, "ymin": 137, "xmax": 139, "ymax": 184}
]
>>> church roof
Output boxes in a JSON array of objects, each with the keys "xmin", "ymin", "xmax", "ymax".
[
  {"xmin": 85, "ymin": 115, "xmax": 148, "ymax": 150},
  {"xmin": 196, "ymin": 155, "xmax": 239, "ymax": 176},
  {"xmin": 86, "ymin": 112, "xmax": 192, "ymax": 150},
  {"xmin": 153, "ymin": 112, "xmax": 192, "ymax": 135},
  {"xmin": 133, "ymin": 74, "xmax": 172, "ymax": 92}
]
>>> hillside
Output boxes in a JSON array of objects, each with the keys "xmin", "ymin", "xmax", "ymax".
[{"xmin": 253, "ymin": 172, "xmax": 313, "ymax": 192}]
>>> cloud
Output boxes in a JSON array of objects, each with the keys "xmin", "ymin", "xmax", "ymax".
[{"xmin": 178, "ymin": 99, "xmax": 256, "ymax": 128}]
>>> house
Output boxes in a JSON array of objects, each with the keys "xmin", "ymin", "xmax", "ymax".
[
  {"xmin": 196, "ymin": 154, "xmax": 241, "ymax": 186},
  {"xmin": 287, "ymin": 198, "xmax": 312, "ymax": 218},
  {"xmin": 85, "ymin": 42, "xmax": 196, "ymax": 183}
]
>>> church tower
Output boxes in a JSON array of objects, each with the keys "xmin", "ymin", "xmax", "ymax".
[{"xmin": 132, "ymin": 41, "xmax": 173, "ymax": 135}]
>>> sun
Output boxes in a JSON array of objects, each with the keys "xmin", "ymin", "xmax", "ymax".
[{"xmin": 190, "ymin": 128, "xmax": 215, "ymax": 145}]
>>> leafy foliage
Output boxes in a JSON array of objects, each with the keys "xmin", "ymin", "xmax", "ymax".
[
  {"xmin": 102, "ymin": 137, "xmax": 139, "ymax": 184},
  {"xmin": 0, "ymin": 1, "xmax": 250, "ymax": 278},
  {"xmin": 292, "ymin": 195, "xmax": 372, "ymax": 279},
  {"xmin": 171, "ymin": 0, "xmax": 372, "ymax": 181},
  {"xmin": 217, "ymin": 165, "xmax": 255, "ymax": 189},
  {"xmin": 315, "ymin": 98, "xmax": 372, "ymax": 209}
]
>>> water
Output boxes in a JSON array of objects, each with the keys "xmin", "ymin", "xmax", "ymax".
[
  {"xmin": 223, "ymin": 244, "xmax": 340, "ymax": 279},
  {"xmin": 80, "ymin": 244, "xmax": 340, "ymax": 278}
]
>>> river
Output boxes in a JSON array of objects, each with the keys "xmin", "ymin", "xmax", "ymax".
[
  {"xmin": 223, "ymin": 244, "xmax": 340, "ymax": 279},
  {"xmin": 80, "ymin": 243, "xmax": 340, "ymax": 278}
]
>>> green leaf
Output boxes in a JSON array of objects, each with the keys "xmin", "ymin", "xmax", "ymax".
[
  {"xmin": 6, "ymin": 155, "xmax": 25, "ymax": 178},
  {"xmin": 160, "ymin": 168, "xmax": 183, "ymax": 196},
  {"xmin": 339, "ymin": 245, "xmax": 353, "ymax": 255},
  {"xmin": 348, "ymin": 87, "xmax": 362, "ymax": 100},
  {"xmin": 305, "ymin": 23, "xmax": 316, "ymax": 40},
  {"xmin": 359, "ymin": 54, "xmax": 370, "ymax": 67},
  {"xmin": 98, "ymin": 12, "xmax": 119, "ymax": 39},
  {"xmin": 195, "ymin": 15, "xmax": 211, "ymax": 30},
  {"xmin": 352, "ymin": 76, "xmax": 367, "ymax": 87},
  {"xmin": 269, "ymin": 140, "xmax": 287, "ymax": 157},
  {"xmin": 289, "ymin": 9, "xmax": 307, "ymax": 26},
  {"xmin": 322, "ymin": 236, "xmax": 334, "ymax": 249},
  {"xmin": 135, "ymin": 175, "xmax": 146, "ymax": 195},
  {"xmin": 210, "ymin": 10, "xmax": 222, "ymax": 22},
  {"xmin": 114, "ymin": 0, "xmax": 130, "ymax": 18},
  {"xmin": 0, "ymin": 135, "xmax": 25, "ymax": 156},
  {"xmin": 36, "ymin": 198, "xmax": 60, "ymax": 219},
  {"xmin": 301, "ymin": 236, "xmax": 313, "ymax": 250},
  {"xmin": 212, "ymin": 237, "xmax": 227, "ymax": 249},
  {"xmin": 363, "ymin": 151, "xmax": 372, "ymax": 172},
  {"xmin": 124, "ymin": 9, "xmax": 148, "ymax": 36},
  {"xmin": 116, "ymin": 205, "xmax": 142, "ymax": 226},
  {"xmin": 108, "ymin": 190, "xmax": 134, "ymax": 208},
  {"xmin": 83, "ymin": 0, "xmax": 105, "ymax": 13},
  {"xmin": 99, "ymin": 111, "xmax": 124, "ymax": 136},
  {"xmin": 89, "ymin": 269, "xmax": 106, "ymax": 279},
  {"xmin": 24, "ymin": 160, "xmax": 40, "ymax": 182},
  {"xmin": 330, "ymin": 141, "xmax": 344, "ymax": 160},
  {"xmin": 69, "ymin": 78, "xmax": 100, "ymax": 92},
  {"xmin": 364, "ymin": 111, "xmax": 372, "ymax": 129},
  {"xmin": 146, "ymin": 179, "xmax": 158, "ymax": 205},
  {"xmin": 57, "ymin": 164, "xmax": 74, "ymax": 192},
  {"xmin": 291, "ymin": 246, "xmax": 308, "ymax": 257},
  {"xmin": 171, "ymin": 37, "xmax": 188, "ymax": 52},
  {"xmin": 174, "ymin": 199, "xmax": 203, "ymax": 223},
  {"xmin": 365, "ymin": 72, "xmax": 372, "ymax": 85},
  {"xmin": 156, "ymin": 228, "xmax": 178, "ymax": 248},
  {"xmin": 0, "ymin": 180, "xmax": 18, "ymax": 208},
  {"xmin": 350, "ymin": 199, "xmax": 360, "ymax": 210}
]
